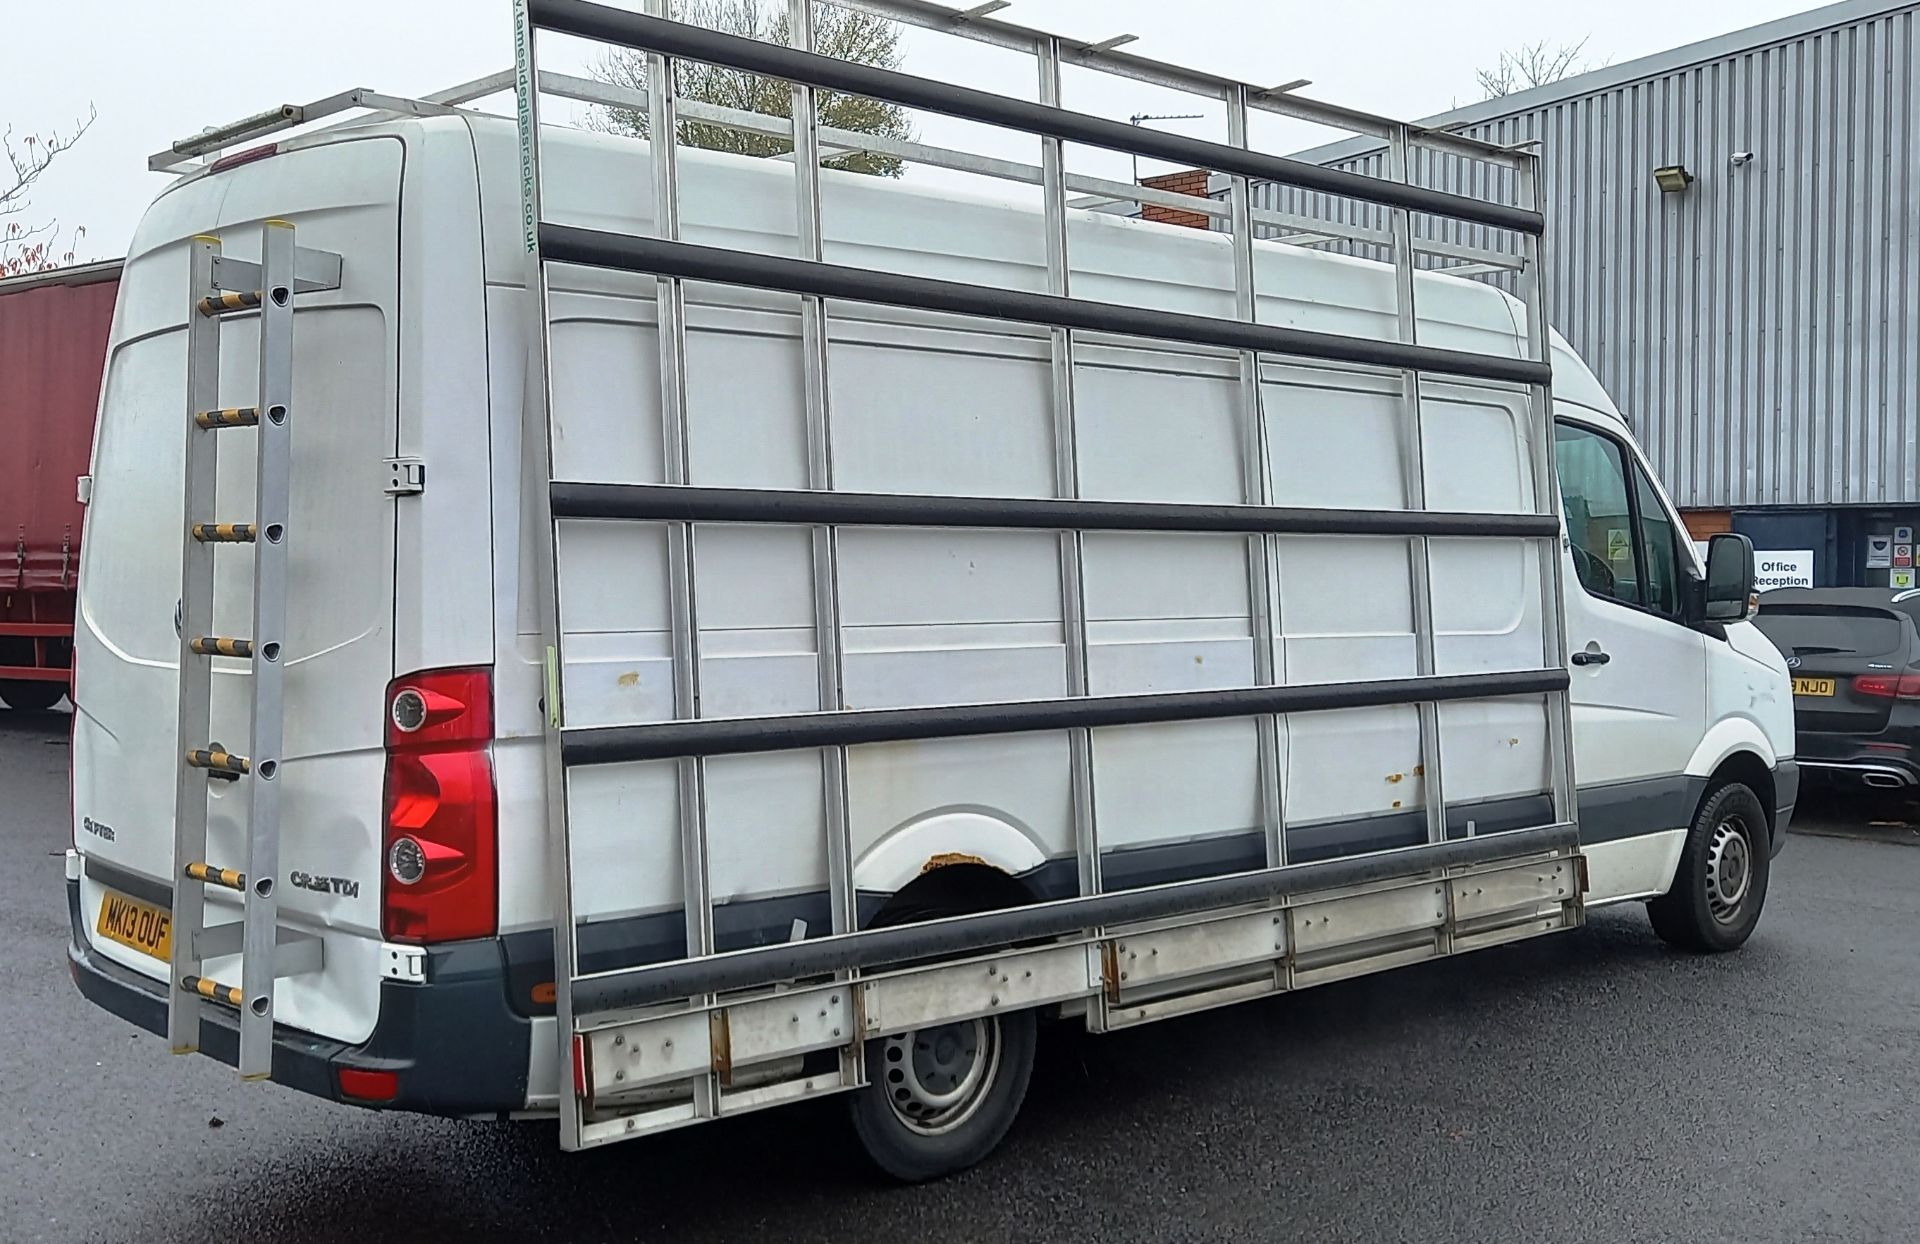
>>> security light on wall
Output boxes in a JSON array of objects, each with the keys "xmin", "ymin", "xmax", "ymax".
[{"xmin": 1653, "ymin": 164, "xmax": 1695, "ymax": 193}]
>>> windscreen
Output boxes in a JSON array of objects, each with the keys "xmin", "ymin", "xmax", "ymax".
[{"xmin": 1752, "ymin": 606, "xmax": 1905, "ymax": 658}]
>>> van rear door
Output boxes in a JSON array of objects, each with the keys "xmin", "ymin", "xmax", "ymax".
[{"xmin": 72, "ymin": 136, "xmax": 402, "ymax": 1046}]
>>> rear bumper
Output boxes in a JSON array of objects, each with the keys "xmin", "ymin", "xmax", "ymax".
[{"xmin": 65, "ymin": 876, "xmax": 533, "ymax": 1116}]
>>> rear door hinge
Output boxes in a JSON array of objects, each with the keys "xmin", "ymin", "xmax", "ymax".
[{"xmin": 384, "ymin": 457, "xmax": 426, "ymax": 496}]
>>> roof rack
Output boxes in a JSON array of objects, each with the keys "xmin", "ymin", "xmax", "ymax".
[{"xmin": 149, "ymin": 0, "xmax": 1532, "ymax": 273}]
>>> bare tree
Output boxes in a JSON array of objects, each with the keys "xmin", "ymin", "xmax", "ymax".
[
  {"xmin": 589, "ymin": 0, "xmax": 913, "ymax": 177},
  {"xmin": 1476, "ymin": 38, "xmax": 1591, "ymax": 99},
  {"xmin": 2, "ymin": 105, "xmax": 95, "ymax": 277}
]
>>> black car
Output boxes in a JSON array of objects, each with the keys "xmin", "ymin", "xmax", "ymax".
[{"xmin": 1752, "ymin": 587, "xmax": 1920, "ymax": 790}]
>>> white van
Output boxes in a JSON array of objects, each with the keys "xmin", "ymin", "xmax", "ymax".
[{"xmin": 67, "ymin": 1, "xmax": 1795, "ymax": 1181}]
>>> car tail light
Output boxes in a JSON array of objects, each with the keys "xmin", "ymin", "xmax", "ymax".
[
  {"xmin": 381, "ymin": 667, "xmax": 496, "ymax": 943},
  {"xmin": 1851, "ymin": 672, "xmax": 1920, "ymax": 700}
]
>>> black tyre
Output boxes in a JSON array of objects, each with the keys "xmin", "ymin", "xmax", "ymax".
[
  {"xmin": 0, "ymin": 679, "xmax": 66, "ymax": 712},
  {"xmin": 848, "ymin": 1005, "xmax": 1037, "ymax": 1182},
  {"xmin": 1647, "ymin": 781, "xmax": 1771, "ymax": 952}
]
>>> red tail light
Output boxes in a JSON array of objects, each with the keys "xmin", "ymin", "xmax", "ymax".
[
  {"xmin": 1852, "ymin": 672, "xmax": 1920, "ymax": 700},
  {"xmin": 381, "ymin": 667, "xmax": 496, "ymax": 943}
]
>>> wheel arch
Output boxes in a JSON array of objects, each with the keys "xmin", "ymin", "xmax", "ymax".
[
  {"xmin": 853, "ymin": 810, "xmax": 1050, "ymax": 922},
  {"xmin": 1703, "ymin": 749, "xmax": 1778, "ymax": 844}
]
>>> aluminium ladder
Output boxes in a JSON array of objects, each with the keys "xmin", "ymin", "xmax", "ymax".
[
  {"xmin": 514, "ymin": 0, "xmax": 1582, "ymax": 1151},
  {"xmin": 167, "ymin": 223, "xmax": 340, "ymax": 1078}
]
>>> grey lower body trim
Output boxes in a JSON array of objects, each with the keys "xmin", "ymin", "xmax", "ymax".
[
  {"xmin": 1575, "ymin": 774, "xmax": 1705, "ymax": 844},
  {"xmin": 1773, "ymin": 759, "xmax": 1798, "ymax": 855}
]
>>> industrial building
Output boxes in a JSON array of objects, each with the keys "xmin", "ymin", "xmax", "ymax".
[{"xmin": 1219, "ymin": 0, "xmax": 1919, "ymax": 589}]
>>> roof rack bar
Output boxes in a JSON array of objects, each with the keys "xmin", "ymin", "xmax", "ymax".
[
  {"xmin": 525, "ymin": 0, "xmax": 1544, "ymax": 233},
  {"xmin": 561, "ymin": 668, "xmax": 1572, "ymax": 766},
  {"xmin": 150, "ymin": 87, "xmax": 464, "ymax": 171},
  {"xmin": 547, "ymin": 481, "xmax": 1562, "ymax": 538},
  {"xmin": 832, "ymin": 0, "xmax": 1530, "ymax": 168},
  {"xmin": 539, "ymin": 224, "xmax": 1551, "ymax": 386},
  {"xmin": 537, "ymin": 68, "xmax": 1528, "ymax": 272}
]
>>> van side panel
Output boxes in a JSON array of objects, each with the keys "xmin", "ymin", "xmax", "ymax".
[{"xmin": 469, "ymin": 120, "xmax": 1557, "ymax": 980}]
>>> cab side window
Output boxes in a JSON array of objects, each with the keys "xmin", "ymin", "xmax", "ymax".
[
  {"xmin": 1554, "ymin": 422, "xmax": 1685, "ymax": 619},
  {"xmin": 1632, "ymin": 464, "xmax": 1682, "ymax": 617}
]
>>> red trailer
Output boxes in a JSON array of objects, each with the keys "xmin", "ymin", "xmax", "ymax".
[{"xmin": 0, "ymin": 260, "xmax": 119, "ymax": 710}]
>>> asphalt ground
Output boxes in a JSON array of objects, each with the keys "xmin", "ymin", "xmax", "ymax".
[{"xmin": 4, "ymin": 706, "xmax": 1915, "ymax": 1243}]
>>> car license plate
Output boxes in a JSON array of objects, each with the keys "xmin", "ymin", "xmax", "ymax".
[
  {"xmin": 1792, "ymin": 676, "xmax": 1836, "ymax": 697},
  {"xmin": 96, "ymin": 890, "xmax": 172, "ymax": 962}
]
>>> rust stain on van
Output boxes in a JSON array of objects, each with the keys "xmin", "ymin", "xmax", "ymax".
[
  {"xmin": 1385, "ymin": 772, "xmax": 1405, "ymax": 784},
  {"xmin": 616, "ymin": 671, "xmax": 640, "ymax": 688},
  {"xmin": 1412, "ymin": 764, "xmax": 1425, "ymax": 777},
  {"xmin": 921, "ymin": 852, "xmax": 989, "ymax": 874}
]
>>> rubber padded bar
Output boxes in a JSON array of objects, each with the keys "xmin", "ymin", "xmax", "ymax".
[
  {"xmin": 183, "ymin": 975, "xmax": 244, "ymax": 1008},
  {"xmin": 191, "ymin": 523, "xmax": 256, "ymax": 544},
  {"xmin": 527, "ymin": 0, "xmax": 1544, "ymax": 236},
  {"xmin": 194, "ymin": 407, "xmax": 260, "ymax": 429},
  {"xmin": 198, "ymin": 290, "xmax": 263, "ymax": 317},
  {"xmin": 570, "ymin": 819, "xmax": 1579, "ymax": 1013},
  {"xmin": 550, "ymin": 481, "xmax": 1562, "ymax": 539},
  {"xmin": 541, "ymin": 227, "xmax": 1551, "ymax": 388},
  {"xmin": 563, "ymin": 668, "xmax": 1569, "ymax": 766},
  {"xmin": 186, "ymin": 747, "xmax": 250, "ymax": 777},
  {"xmin": 184, "ymin": 862, "xmax": 246, "ymax": 891},
  {"xmin": 189, "ymin": 637, "xmax": 254, "ymax": 658}
]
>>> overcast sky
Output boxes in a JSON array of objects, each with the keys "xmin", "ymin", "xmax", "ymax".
[{"xmin": 6, "ymin": 0, "xmax": 1832, "ymax": 262}]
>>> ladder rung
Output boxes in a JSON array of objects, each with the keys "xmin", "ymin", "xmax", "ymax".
[
  {"xmin": 191, "ymin": 522, "xmax": 256, "ymax": 544},
  {"xmin": 197, "ymin": 290, "xmax": 263, "ymax": 317},
  {"xmin": 189, "ymin": 636, "xmax": 254, "ymax": 658},
  {"xmin": 181, "ymin": 976, "xmax": 244, "ymax": 1008},
  {"xmin": 194, "ymin": 406, "xmax": 259, "ymax": 429},
  {"xmin": 186, "ymin": 747, "xmax": 250, "ymax": 777},
  {"xmin": 184, "ymin": 861, "xmax": 247, "ymax": 891}
]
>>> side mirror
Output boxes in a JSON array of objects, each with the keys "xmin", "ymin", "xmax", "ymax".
[{"xmin": 1703, "ymin": 532, "xmax": 1757, "ymax": 621}]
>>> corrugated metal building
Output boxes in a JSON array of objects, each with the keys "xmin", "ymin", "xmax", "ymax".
[{"xmin": 1251, "ymin": 0, "xmax": 1920, "ymax": 588}]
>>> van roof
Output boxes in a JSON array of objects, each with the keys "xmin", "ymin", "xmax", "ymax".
[{"xmin": 145, "ymin": 110, "xmax": 1630, "ymax": 430}]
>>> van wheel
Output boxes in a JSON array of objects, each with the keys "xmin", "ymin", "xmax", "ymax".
[
  {"xmin": 1647, "ymin": 781, "xmax": 1770, "ymax": 952},
  {"xmin": 849, "ymin": 1006, "xmax": 1036, "ymax": 1182},
  {"xmin": 0, "ymin": 679, "xmax": 65, "ymax": 712}
]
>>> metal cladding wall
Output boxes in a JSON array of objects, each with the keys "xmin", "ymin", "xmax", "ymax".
[
  {"xmin": 0, "ymin": 262, "xmax": 118, "ymax": 593},
  {"xmin": 1258, "ymin": 0, "xmax": 1920, "ymax": 511}
]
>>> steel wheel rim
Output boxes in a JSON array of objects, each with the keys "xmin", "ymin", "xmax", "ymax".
[
  {"xmin": 881, "ymin": 1016, "xmax": 1000, "ymax": 1136},
  {"xmin": 1705, "ymin": 816, "xmax": 1753, "ymax": 924}
]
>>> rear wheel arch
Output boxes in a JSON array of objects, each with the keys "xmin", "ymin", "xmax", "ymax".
[{"xmin": 866, "ymin": 860, "xmax": 1039, "ymax": 930}]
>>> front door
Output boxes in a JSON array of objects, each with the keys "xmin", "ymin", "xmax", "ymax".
[{"xmin": 1554, "ymin": 415, "xmax": 1707, "ymax": 839}]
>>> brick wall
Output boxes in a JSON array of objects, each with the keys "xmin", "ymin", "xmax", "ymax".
[{"xmin": 1138, "ymin": 169, "xmax": 1212, "ymax": 228}]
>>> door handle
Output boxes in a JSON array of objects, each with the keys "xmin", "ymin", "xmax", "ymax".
[{"xmin": 1571, "ymin": 649, "xmax": 1612, "ymax": 667}]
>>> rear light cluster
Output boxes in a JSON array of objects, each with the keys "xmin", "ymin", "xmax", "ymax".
[
  {"xmin": 1852, "ymin": 672, "xmax": 1920, "ymax": 700},
  {"xmin": 381, "ymin": 667, "xmax": 497, "ymax": 943}
]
